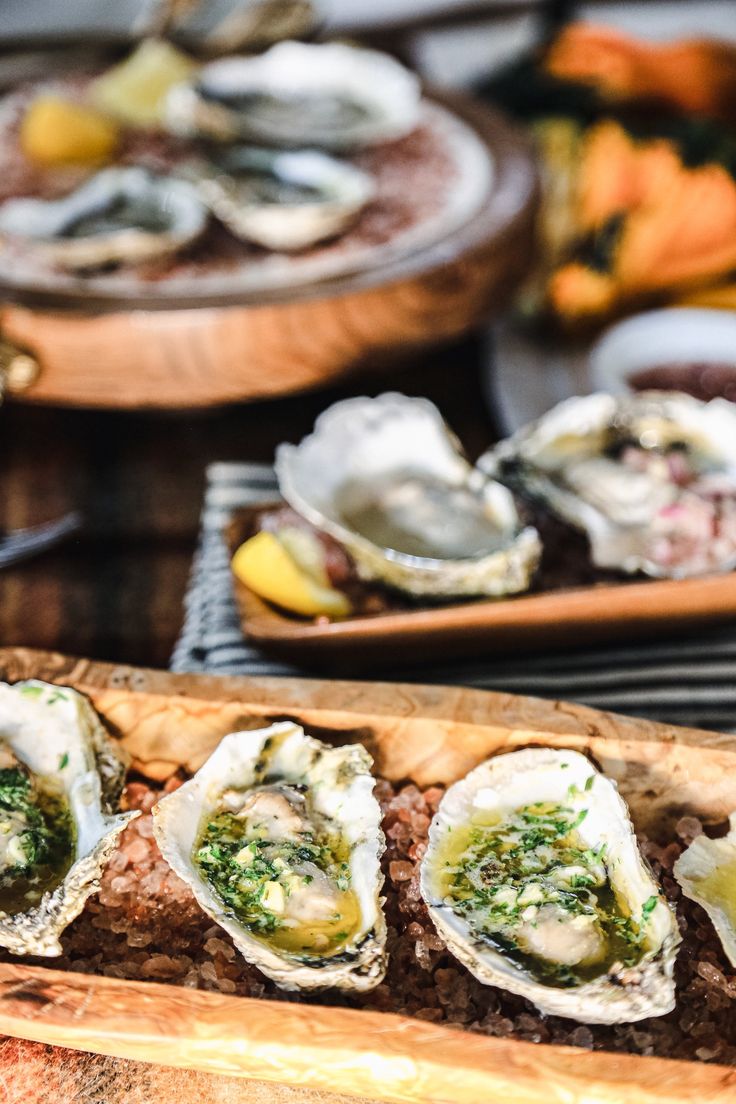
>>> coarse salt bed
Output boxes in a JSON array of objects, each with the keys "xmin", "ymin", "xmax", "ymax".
[{"xmin": 0, "ymin": 773, "xmax": 735, "ymax": 1064}]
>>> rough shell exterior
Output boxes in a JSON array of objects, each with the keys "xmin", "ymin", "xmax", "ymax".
[
  {"xmin": 165, "ymin": 40, "xmax": 421, "ymax": 150},
  {"xmin": 276, "ymin": 392, "xmax": 541, "ymax": 598},
  {"xmin": 0, "ymin": 680, "xmax": 138, "ymax": 956},
  {"xmin": 194, "ymin": 147, "xmax": 374, "ymax": 251},
  {"xmin": 152, "ymin": 721, "xmax": 387, "ymax": 992},
  {"xmin": 0, "ymin": 167, "xmax": 207, "ymax": 270},
  {"xmin": 420, "ymin": 747, "xmax": 681, "ymax": 1023},
  {"xmin": 674, "ymin": 812, "xmax": 736, "ymax": 967}
]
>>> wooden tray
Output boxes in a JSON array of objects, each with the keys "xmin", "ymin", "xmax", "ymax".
[
  {"xmin": 228, "ymin": 507, "xmax": 736, "ymax": 669},
  {"xmin": 1, "ymin": 646, "xmax": 736, "ymax": 1103},
  {"xmin": 0, "ymin": 87, "xmax": 537, "ymax": 410}
]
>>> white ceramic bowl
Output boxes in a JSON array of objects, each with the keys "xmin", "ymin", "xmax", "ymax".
[{"xmin": 589, "ymin": 308, "xmax": 736, "ymax": 395}]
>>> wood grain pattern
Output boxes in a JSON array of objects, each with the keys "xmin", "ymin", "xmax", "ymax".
[
  {"xmin": 1, "ymin": 647, "xmax": 736, "ymax": 1102},
  {"xmin": 0, "ymin": 96, "xmax": 537, "ymax": 410},
  {"xmin": 228, "ymin": 507, "xmax": 736, "ymax": 669}
]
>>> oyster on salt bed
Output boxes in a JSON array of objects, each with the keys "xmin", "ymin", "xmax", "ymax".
[
  {"xmin": 194, "ymin": 146, "xmax": 374, "ymax": 251},
  {"xmin": 165, "ymin": 40, "xmax": 421, "ymax": 150},
  {"xmin": 275, "ymin": 392, "xmax": 541, "ymax": 599},
  {"xmin": 674, "ymin": 814, "xmax": 736, "ymax": 966},
  {"xmin": 152, "ymin": 721, "xmax": 387, "ymax": 992},
  {"xmin": 480, "ymin": 390, "xmax": 736, "ymax": 578},
  {"xmin": 0, "ymin": 167, "xmax": 207, "ymax": 270},
  {"xmin": 0, "ymin": 680, "xmax": 138, "ymax": 956},
  {"xmin": 420, "ymin": 748, "xmax": 680, "ymax": 1022}
]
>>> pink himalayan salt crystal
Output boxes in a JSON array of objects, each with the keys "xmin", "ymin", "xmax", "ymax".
[
  {"xmin": 141, "ymin": 955, "xmax": 186, "ymax": 979},
  {"xmin": 204, "ymin": 937, "xmax": 235, "ymax": 961},
  {"xmin": 676, "ymin": 816, "xmax": 703, "ymax": 844},
  {"xmin": 122, "ymin": 836, "xmax": 151, "ymax": 864},
  {"xmin": 136, "ymin": 817, "xmax": 155, "ymax": 840},
  {"xmin": 389, "ymin": 861, "xmax": 414, "ymax": 882}
]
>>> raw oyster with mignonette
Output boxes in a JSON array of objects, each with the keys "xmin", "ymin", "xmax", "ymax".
[
  {"xmin": 153, "ymin": 721, "xmax": 387, "ymax": 991},
  {"xmin": 0, "ymin": 680, "xmax": 138, "ymax": 956},
  {"xmin": 420, "ymin": 748, "xmax": 680, "ymax": 1022},
  {"xmin": 481, "ymin": 390, "xmax": 736, "ymax": 578}
]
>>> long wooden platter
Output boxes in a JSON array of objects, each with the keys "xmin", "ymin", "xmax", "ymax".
[
  {"xmin": 228, "ymin": 508, "xmax": 736, "ymax": 669},
  {"xmin": 1, "ymin": 647, "xmax": 736, "ymax": 1103}
]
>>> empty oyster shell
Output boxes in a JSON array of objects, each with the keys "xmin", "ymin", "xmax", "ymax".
[
  {"xmin": 195, "ymin": 146, "xmax": 374, "ymax": 251},
  {"xmin": 152, "ymin": 721, "xmax": 386, "ymax": 992},
  {"xmin": 0, "ymin": 167, "xmax": 207, "ymax": 270},
  {"xmin": 481, "ymin": 391, "xmax": 736, "ymax": 578},
  {"xmin": 165, "ymin": 40, "xmax": 421, "ymax": 150},
  {"xmin": 276, "ymin": 393, "xmax": 540, "ymax": 599},
  {"xmin": 0, "ymin": 680, "xmax": 138, "ymax": 956},
  {"xmin": 674, "ymin": 814, "xmax": 736, "ymax": 966},
  {"xmin": 420, "ymin": 748, "xmax": 680, "ymax": 1023}
]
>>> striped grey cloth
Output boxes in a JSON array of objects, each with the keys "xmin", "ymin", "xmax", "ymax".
[{"xmin": 171, "ymin": 461, "xmax": 736, "ymax": 731}]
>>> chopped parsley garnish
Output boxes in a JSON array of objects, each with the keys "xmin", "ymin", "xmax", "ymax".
[
  {"xmin": 0, "ymin": 765, "xmax": 74, "ymax": 909},
  {"xmin": 440, "ymin": 799, "xmax": 653, "ymax": 987}
]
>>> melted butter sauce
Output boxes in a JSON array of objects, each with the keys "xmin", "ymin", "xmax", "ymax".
[{"xmin": 434, "ymin": 802, "xmax": 647, "ymax": 988}]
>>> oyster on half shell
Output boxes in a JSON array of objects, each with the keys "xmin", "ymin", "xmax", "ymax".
[
  {"xmin": 194, "ymin": 146, "xmax": 374, "ymax": 251},
  {"xmin": 165, "ymin": 40, "xmax": 421, "ymax": 150},
  {"xmin": 276, "ymin": 393, "xmax": 541, "ymax": 599},
  {"xmin": 0, "ymin": 167, "xmax": 207, "ymax": 270},
  {"xmin": 420, "ymin": 748, "xmax": 680, "ymax": 1023},
  {"xmin": 0, "ymin": 680, "xmax": 138, "ymax": 957},
  {"xmin": 674, "ymin": 814, "xmax": 736, "ymax": 967},
  {"xmin": 480, "ymin": 391, "xmax": 736, "ymax": 578},
  {"xmin": 153, "ymin": 721, "xmax": 387, "ymax": 992}
]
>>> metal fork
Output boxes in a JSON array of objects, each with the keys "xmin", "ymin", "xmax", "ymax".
[{"xmin": 0, "ymin": 512, "xmax": 82, "ymax": 569}]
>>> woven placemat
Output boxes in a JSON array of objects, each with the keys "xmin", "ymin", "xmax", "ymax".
[{"xmin": 171, "ymin": 461, "xmax": 736, "ymax": 731}]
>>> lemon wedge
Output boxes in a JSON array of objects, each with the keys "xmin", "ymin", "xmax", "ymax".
[
  {"xmin": 91, "ymin": 38, "xmax": 198, "ymax": 128},
  {"xmin": 20, "ymin": 96, "xmax": 119, "ymax": 166},
  {"xmin": 232, "ymin": 531, "xmax": 352, "ymax": 619}
]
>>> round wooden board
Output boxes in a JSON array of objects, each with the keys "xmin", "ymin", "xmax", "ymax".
[{"xmin": 0, "ymin": 93, "xmax": 538, "ymax": 410}]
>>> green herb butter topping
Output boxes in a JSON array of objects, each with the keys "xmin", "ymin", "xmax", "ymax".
[
  {"xmin": 0, "ymin": 747, "xmax": 75, "ymax": 914},
  {"xmin": 438, "ymin": 789, "xmax": 658, "ymax": 988},
  {"xmin": 195, "ymin": 785, "xmax": 360, "ymax": 960}
]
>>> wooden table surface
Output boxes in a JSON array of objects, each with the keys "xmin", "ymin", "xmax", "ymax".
[{"xmin": 0, "ymin": 335, "xmax": 497, "ymax": 670}]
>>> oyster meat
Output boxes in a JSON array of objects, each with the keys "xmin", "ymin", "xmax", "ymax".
[
  {"xmin": 0, "ymin": 680, "xmax": 138, "ymax": 956},
  {"xmin": 674, "ymin": 813, "xmax": 736, "ymax": 966},
  {"xmin": 420, "ymin": 748, "xmax": 680, "ymax": 1022},
  {"xmin": 481, "ymin": 390, "xmax": 736, "ymax": 578},
  {"xmin": 276, "ymin": 393, "xmax": 540, "ymax": 599},
  {"xmin": 195, "ymin": 146, "xmax": 374, "ymax": 251},
  {"xmin": 0, "ymin": 167, "xmax": 207, "ymax": 270},
  {"xmin": 165, "ymin": 40, "xmax": 421, "ymax": 150},
  {"xmin": 153, "ymin": 721, "xmax": 386, "ymax": 992}
]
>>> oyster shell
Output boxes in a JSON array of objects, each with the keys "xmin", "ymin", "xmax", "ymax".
[
  {"xmin": 165, "ymin": 40, "xmax": 421, "ymax": 150},
  {"xmin": 195, "ymin": 146, "xmax": 374, "ymax": 251},
  {"xmin": 275, "ymin": 393, "xmax": 540, "ymax": 599},
  {"xmin": 420, "ymin": 748, "xmax": 680, "ymax": 1022},
  {"xmin": 481, "ymin": 391, "xmax": 736, "ymax": 578},
  {"xmin": 152, "ymin": 721, "xmax": 386, "ymax": 992},
  {"xmin": 674, "ymin": 814, "xmax": 736, "ymax": 966},
  {"xmin": 0, "ymin": 167, "xmax": 207, "ymax": 270},
  {"xmin": 0, "ymin": 680, "xmax": 138, "ymax": 957}
]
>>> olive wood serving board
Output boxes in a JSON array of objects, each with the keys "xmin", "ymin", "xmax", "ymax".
[
  {"xmin": 0, "ymin": 91, "xmax": 537, "ymax": 410},
  {"xmin": 1, "ymin": 646, "xmax": 736, "ymax": 1104},
  {"xmin": 228, "ymin": 507, "xmax": 736, "ymax": 669}
]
